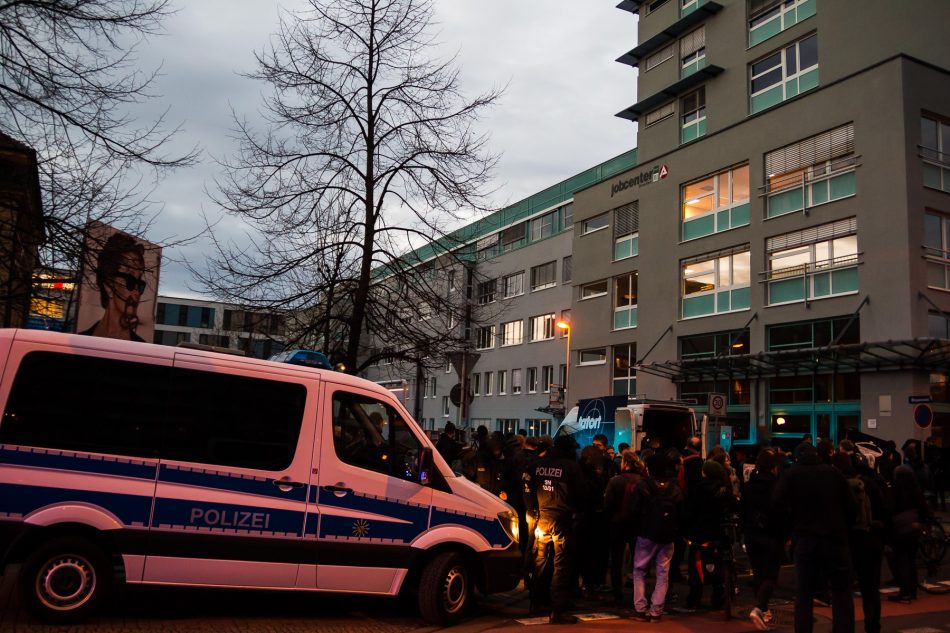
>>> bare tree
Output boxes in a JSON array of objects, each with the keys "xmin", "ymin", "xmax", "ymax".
[
  {"xmin": 0, "ymin": 0, "xmax": 197, "ymax": 310},
  {"xmin": 201, "ymin": 0, "xmax": 503, "ymax": 373}
]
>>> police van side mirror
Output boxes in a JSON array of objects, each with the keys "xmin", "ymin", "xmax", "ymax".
[{"xmin": 417, "ymin": 447, "xmax": 434, "ymax": 486}]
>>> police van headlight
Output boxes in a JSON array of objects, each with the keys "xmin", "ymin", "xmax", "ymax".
[{"xmin": 498, "ymin": 511, "xmax": 519, "ymax": 542}]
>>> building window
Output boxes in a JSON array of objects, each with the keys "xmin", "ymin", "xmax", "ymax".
[
  {"xmin": 581, "ymin": 280, "xmax": 608, "ymax": 299},
  {"xmin": 928, "ymin": 312, "xmax": 950, "ymax": 338},
  {"xmin": 198, "ymin": 334, "xmax": 230, "ymax": 347},
  {"xmin": 530, "ymin": 261, "xmax": 557, "ymax": 291},
  {"xmin": 154, "ymin": 330, "xmax": 190, "ymax": 346},
  {"xmin": 484, "ymin": 371, "xmax": 494, "ymax": 396},
  {"xmin": 645, "ymin": 43, "xmax": 674, "ymax": 71},
  {"xmin": 682, "ymin": 249, "xmax": 751, "ymax": 318},
  {"xmin": 442, "ymin": 396, "xmax": 450, "ymax": 416},
  {"xmin": 501, "ymin": 319, "xmax": 524, "ymax": 346},
  {"xmin": 922, "ymin": 114, "xmax": 950, "ymax": 193},
  {"xmin": 750, "ymin": 34, "xmax": 818, "ymax": 114},
  {"xmin": 473, "ymin": 372, "xmax": 481, "ymax": 396},
  {"xmin": 447, "ymin": 269, "xmax": 456, "ymax": 293},
  {"xmin": 767, "ymin": 217, "xmax": 859, "ymax": 304},
  {"xmin": 530, "ymin": 210, "xmax": 557, "ymax": 242},
  {"xmin": 562, "ymin": 256, "xmax": 573, "ymax": 283},
  {"xmin": 681, "ymin": 0, "xmax": 707, "ymax": 16},
  {"xmin": 579, "ymin": 349, "xmax": 607, "ymax": 365},
  {"xmin": 560, "ymin": 310, "xmax": 571, "ymax": 336},
  {"xmin": 512, "ymin": 368, "xmax": 522, "ymax": 394},
  {"xmin": 529, "ymin": 313, "xmax": 557, "ymax": 341},
  {"xmin": 644, "ymin": 0, "xmax": 672, "ymax": 14},
  {"xmin": 680, "ymin": 26, "xmax": 706, "ymax": 78},
  {"xmin": 644, "ymin": 102, "xmax": 675, "ymax": 127},
  {"xmin": 583, "ymin": 213, "xmax": 609, "ymax": 235},
  {"xmin": 681, "ymin": 87, "xmax": 706, "ymax": 144},
  {"xmin": 498, "ymin": 370, "xmax": 507, "ymax": 395},
  {"xmin": 542, "ymin": 365, "xmax": 554, "ymax": 393},
  {"xmin": 496, "ymin": 418, "xmax": 519, "ymax": 434},
  {"xmin": 477, "ymin": 278, "xmax": 497, "ymax": 304},
  {"xmin": 613, "ymin": 343, "xmax": 637, "ymax": 396},
  {"xmin": 500, "ymin": 222, "xmax": 527, "ymax": 253},
  {"xmin": 925, "ymin": 211, "xmax": 950, "ymax": 290},
  {"xmin": 614, "ymin": 272, "xmax": 639, "ymax": 330},
  {"xmin": 476, "ymin": 325, "xmax": 496, "ymax": 350},
  {"xmin": 476, "ymin": 234, "xmax": 499, "ymax": 260},
  {"xmin": 614, "ymin": 201, "xmax": 640, "ymax": 260},
  {"xmin": 562, "ymin": 203, "xmax": 573, "ymax": 229},
  {"xmin": 681, "ymin": 329, "xmax": 751, "ymax": 358},
  {"xmin": 768, "ymin": 316, "xmax": 860, "ymax": 351},
  {"xmin": 527, "ymin": 367, "xmax": 538, "ymax": 393},
  {"xmin": 749, "ymin": 0, "xmax": 816, "ymax": 48},
  {"xmin": 504, "ymin": 271, "xmax": 525, "ymax": 298},
  {"xmin": 524, "ymin": 419, "xmax": 552, "ymax": 437},
  {"xmin": 766, "ymin": 123, "xmax": 856, "ymax": 218},
  {"xmin": 682, "ymin": 164, "xmax": 751, "ymax": 240}
]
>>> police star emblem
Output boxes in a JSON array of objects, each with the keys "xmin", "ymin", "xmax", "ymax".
[{"xmin": 352, "ymin": 519, "xmax": 370, "ymax": 537}]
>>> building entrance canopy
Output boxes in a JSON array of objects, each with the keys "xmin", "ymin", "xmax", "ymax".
[{"xmin": 637, "ymin": 338, "xmax": 950, "ymax": 383}]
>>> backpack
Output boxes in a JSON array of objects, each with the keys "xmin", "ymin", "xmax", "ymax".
[
  {"xmin": 642, "ymin": 480, "xmax": 679, "ymax": 544},
  {"xmin": 618, "ymin": 474, "xmax": 640, "ymax": 525},
  {"xmin": 847, "ymin": 475, "xmax": 872, "ymax": 532}
]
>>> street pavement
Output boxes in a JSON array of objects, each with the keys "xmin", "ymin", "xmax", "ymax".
[{"xmin": 3, "ymin": 514, "xmax": 950, "ymax": 633}]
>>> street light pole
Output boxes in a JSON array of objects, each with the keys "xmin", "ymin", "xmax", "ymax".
[{"xmin": 556, "ymin": 320, "xmax": 571, "ymax": 413}]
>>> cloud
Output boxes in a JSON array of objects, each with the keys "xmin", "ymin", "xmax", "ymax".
[{"xmin": 132, "ymin": 0, "xmax": 638, "ymax": 297}]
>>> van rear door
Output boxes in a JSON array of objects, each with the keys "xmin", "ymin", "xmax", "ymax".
[
  {"xmin": 313, "ymin": 381, "xmax": 432, "ymax": 594},
  {"xmin": 142, "ymin": 354, "xmax": 318, "ymax": 589}
]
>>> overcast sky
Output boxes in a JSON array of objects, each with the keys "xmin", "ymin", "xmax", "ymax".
[{"xmin": 138, "ymin": 1, "xmax": 639, "ymax": 298}]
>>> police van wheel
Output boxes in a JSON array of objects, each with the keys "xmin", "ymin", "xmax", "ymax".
[
  {"xmin": 18, "ymin": 537, "xmax": 113, "ymax": 624},
  {"xmin": 418, "ymin": 551, "xmax": 472, "ymax": 625}
]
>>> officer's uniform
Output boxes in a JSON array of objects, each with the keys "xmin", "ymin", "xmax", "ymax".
[{"xmin": 523, "ymin": 440, "xmax": 582, "ymax": 619}]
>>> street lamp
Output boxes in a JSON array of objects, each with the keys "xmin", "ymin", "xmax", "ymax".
[{"xmin": 556, "ymin": 320, "xmax": 571, "ymax": 412}]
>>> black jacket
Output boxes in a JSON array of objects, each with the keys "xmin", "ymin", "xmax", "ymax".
[
  {"xmin": 773, "ymin": 454, "xmax": 856, "ymax": 542},
  {"xmin": 686, "ymin": 477, "xmax": 737, "ymax": 542},
  {"xmin": 632, "ymin": 476, "xmax": 684, "ymax": 544},
  {"xmin": 740, "ymin": 470, "xmax": 785, "ymax": 538},
  {"xmin": 523, "ymin": 449, "xmax": 583, "ymax": 522}
]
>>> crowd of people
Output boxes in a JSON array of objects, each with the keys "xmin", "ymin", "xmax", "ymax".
[{"xmin": 435, "ymin": 422, "xmax": 944, "ymax": 629}]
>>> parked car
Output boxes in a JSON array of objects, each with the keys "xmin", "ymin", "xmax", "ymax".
[{"xmin": 269, "ymin": 348, "xmax": 333, "ymax": 370}]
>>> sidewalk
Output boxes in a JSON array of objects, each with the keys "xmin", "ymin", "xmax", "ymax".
[{"xmin": 459, "ymin": 579, "xmax": 950, "ymax": 633}]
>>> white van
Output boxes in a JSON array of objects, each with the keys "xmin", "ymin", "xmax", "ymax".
[{"xmin": 0, "ymin": 330, "xmax": 520, "ymax": 624}]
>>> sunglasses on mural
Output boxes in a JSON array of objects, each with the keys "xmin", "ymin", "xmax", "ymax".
[{"xmin": 114, "ymin": 272, "xmax": 146, "ymax": 293}]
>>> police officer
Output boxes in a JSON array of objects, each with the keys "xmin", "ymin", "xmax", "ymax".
[{"xmin": 524, "ymin": 434, "xmax": 583, "ymax": 624}]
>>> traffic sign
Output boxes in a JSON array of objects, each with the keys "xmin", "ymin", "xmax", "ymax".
[
  {"xmin": 914, "ymin": 403, "xmax": 933, "ymax": 429},
  {"xmin": 908, "ymin": 395, "xmax": 932, "ymax": 404},
  {"xmin": 449, "ymin": 382, "xmax": 474, "ymax": 407},
  {"xmin": 708, "ymin": 392, "xmax": 727, "ymax": 417}
]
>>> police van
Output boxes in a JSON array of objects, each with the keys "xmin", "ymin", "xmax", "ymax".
[{"xmin": 0, "ymin": 330, "xmax": 520, "ymax": 624}]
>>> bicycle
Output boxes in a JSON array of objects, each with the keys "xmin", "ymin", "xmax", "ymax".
[
  {"xmin": 919, "ymin": 517, "xmax": 950, "ymax": 595},
  {"xmin": 721, "ymin": 518, "xmax": 740, "ymax": 620}
]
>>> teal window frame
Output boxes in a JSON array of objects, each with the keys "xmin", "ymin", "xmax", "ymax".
[
  {"xmin": 681, "ymin": 48, "xmax": 706, "ymax": 78},
  {"xmin": 767, "ymin": 234, "xmax": 859, "ymax": 305},
  {"xmin": 612, "ymin": 343, "xmax": 637, "ymax": 396},
  {"xmin": 682, "ymin": 164, "xmax": 751, "ymax": 241},
  {"xmin": 750, "ymin": 34, "xmax": 818, "ymax": 114},
  {"xmin": 748, "ymin": 0, "xmax": 816, "ymax": 48},
  {"xmin": 614, "ymin": 272, "xmax": 638, "ymax": 330},
  {"xmin": 614, "ymin": 233, "xmax": 639, "ymax": 260},
  {"xmin": 766, "ymin": 157, "xmax": 856, "ymax": 218},
  {"xmin": 681, "ymin": 0, "xmax": 706, "ymax": 17},
  {"xmin": 682, "ymin": 250, "xmax": 751, "ymax": 319},
  {"xmin": 681, "ymin": 87, "xmax": 706, "ymax": 144},
  {"xmin": 925, "ymin": 212, "xmax": 950, "ymax": 290},
  {"xmin": 921, "ymin": 115, "xmax": 950, "ymax": 194}
]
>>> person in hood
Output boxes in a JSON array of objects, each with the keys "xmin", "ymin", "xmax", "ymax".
[
  {"xmin": 684, "ymin": 459, "xmax": 738, "ymax": 610},
  {"xmin": 629, "ymin": 453, "xmax": 684, "ymax": 622}
]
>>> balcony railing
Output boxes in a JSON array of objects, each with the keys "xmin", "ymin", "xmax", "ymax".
[
  {"xmin": 763, "ymin": 155, "xmax": 858, "ymax": 218},
  {"xmin": 762, "ymin": 252, "xmax": 861, "ymax": 305}
]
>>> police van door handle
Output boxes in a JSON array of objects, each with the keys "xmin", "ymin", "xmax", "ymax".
[
  {"xmin": 322, "ymin": 482, "xmax": 353, "ymax": 498},
  {"xmin": 271, "ymin": 477, "xmax": 305, "ymax": 492}
]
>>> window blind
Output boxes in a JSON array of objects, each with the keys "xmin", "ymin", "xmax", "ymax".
[
  {"xmin": 766, "ymin": 123, "xmax": 855, "ymax": 176},
  {"xmin": 767, "ymin": 217, "xmax": 857, "ymax": 252},
  {"xmin": 645, "ymin": 102, "xmax": 675, "ymax": 126},
  {"xmin": 613, "ymin": 201, "xmax": 640, "ymax": 238},
  {"xmin": 645, "ymin": 44, "xmax": 674, "ymax": 71},
  {"xmin": 680, "ymin": 26, "xmax": 705, "ymax": 57},
  {"xmin": 682, "ymin": 244, "xmax": 750, "ymax": 267}
]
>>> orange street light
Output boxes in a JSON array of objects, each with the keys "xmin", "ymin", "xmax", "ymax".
[{"xmin": 556, "ymin": 321, "xmax": 570, "ymax": 412}]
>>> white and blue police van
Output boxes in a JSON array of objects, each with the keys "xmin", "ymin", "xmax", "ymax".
[{"xmin": 0, "ymin": 330, "xmax": 521, "ymax": 624}]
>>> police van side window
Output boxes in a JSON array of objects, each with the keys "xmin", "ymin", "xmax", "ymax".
[
  {"xmin": 0, "ymin": 351, "xmax": 166, "ymax": 458},
  {"xmin": 163, "ymin": 367, "xmax": 306, "ymax": 471},
  {"xmin": 332, "ymin": 391, "xmax": 422, "ymax": 481}
]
